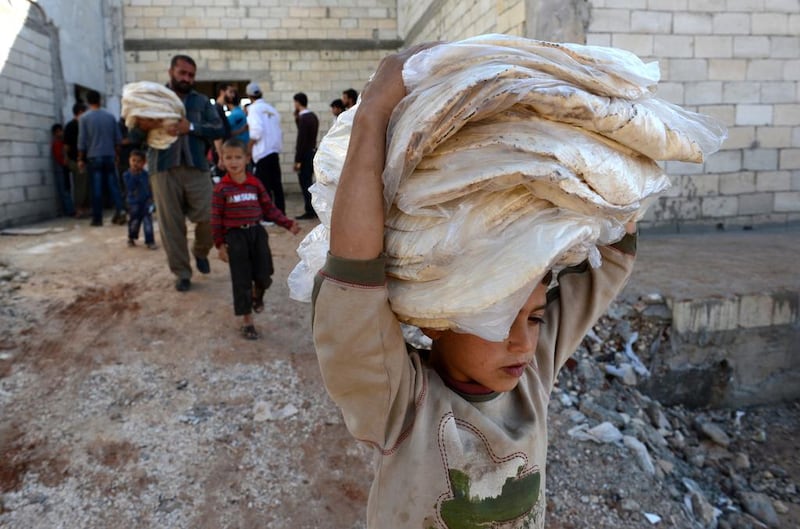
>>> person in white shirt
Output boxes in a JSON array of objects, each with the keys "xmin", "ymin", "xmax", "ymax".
[{"xmin": 245, "ymin": 82, "xmax": 285, "ymax": 214}]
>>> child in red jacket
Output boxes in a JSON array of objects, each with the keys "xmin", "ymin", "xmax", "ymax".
[{"xmin": 211, "ymin": 139, "xmax": 301, "ymax": 339}]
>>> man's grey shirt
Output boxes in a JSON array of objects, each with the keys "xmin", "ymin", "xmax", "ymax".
[{"xmin": 78, "ymin": 108, "xmax": 121, "ymax": 158}]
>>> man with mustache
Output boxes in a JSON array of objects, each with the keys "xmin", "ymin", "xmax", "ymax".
[{"xmin": 132, "ymin": 54, "xmax": 226, "ymax": 292}]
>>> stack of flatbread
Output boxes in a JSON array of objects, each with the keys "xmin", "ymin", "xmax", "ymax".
[
  {"xmin": 289, "ymin": 35, "xmax": 727, "ymax": 341},
  {"xmin": 121, "ymin": 81, "xmax": 185, "ymax": 149}
]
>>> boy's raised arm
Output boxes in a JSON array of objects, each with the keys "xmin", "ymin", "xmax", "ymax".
[{"xmin": 330, "ymin": 44, "xmax": 436, "ymax": 259}]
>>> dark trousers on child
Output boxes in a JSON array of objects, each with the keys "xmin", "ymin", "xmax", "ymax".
[
  {"xmin": 128, "ymin": 202, "xmax": 154, "ymax": 245},
  {"xmin": 225, "ymin": 225, "xmax": 273, "ymax": 316}
]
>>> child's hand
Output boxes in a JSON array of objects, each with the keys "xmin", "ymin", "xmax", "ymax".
[
  {"xmin": 288, "ymin": 221, "xmax": 301, "ymax": 235},
  {"xmin": 217, "ymin": 245, "xmax": 229, "ymax": 262}
]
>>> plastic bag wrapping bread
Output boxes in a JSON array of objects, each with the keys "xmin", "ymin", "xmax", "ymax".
[
  {"xmin": 288, "ymin": 35, "xmax": 727, "ymax": 341},
  {"xmin": 121, "ymin": 81, "xmax": 185, "ymax": 150}
]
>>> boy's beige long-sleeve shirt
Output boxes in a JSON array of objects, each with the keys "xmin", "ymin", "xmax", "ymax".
[{"xmin": 312, "ymin": 235, "xmax": 636, "ymax": 529}]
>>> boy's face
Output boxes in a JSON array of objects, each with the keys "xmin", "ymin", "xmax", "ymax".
[
  {"xmin": 222, "ymin": 146, "xmax": 248, "ymax": 176},
  {"xmin": 427, "ymin": 281, "xmax": 548, "ymax": 393},
  {"xmin": 129, "ymin": 155, "xmax": 145, "ymax": 172}
]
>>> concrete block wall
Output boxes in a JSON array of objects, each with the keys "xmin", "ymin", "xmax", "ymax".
[
  {"xmin": 122, "ymin": 0, "xmax": 400, "ymax": 195},
  {"xmin": 399, "ymin": 0, "xmax": 527, "ymax": 44},
  {"xmin": 0, "ymin": 3, "xmax": 59, "ymax": 229},
  {"xmin": 586, "ymin": 0, "xmax": 800, "ymax": 230}
]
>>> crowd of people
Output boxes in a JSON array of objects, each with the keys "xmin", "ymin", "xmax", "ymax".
[{"xmin": 50, "ymin": 54, "xmax": 359, "ymax": 337}]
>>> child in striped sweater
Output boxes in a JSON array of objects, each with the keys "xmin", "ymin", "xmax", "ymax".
[{"xmin": 211, "ymin": 138, "xmax": 301, "ymax": 339}]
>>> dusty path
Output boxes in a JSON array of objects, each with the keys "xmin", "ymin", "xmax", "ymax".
[
  {"xmin": 0, "ymin": 199, "xmax": 372, "ymax": 529},
  {"xmin": 1, "ymin": 199, "xmax": 797, "ymax": 529}
]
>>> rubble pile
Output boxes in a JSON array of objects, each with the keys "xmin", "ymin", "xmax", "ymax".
[{"xmin": 547, "ymin": 298, "xmax": 798, "ymax": 529}]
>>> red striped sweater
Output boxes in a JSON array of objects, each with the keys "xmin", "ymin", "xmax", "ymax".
[{"xmin": 211, "ymin": 173, "xmax": 294, "ymax": 247}]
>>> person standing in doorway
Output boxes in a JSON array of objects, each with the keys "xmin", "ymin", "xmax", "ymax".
[
  {"xmin": 292, "ymin": 92, "xmax": 319, "ymax": 220},
  {"xmin": 77, "ymin": 89, "xmax": 125, "ymax": 227},
  {"xmin": 211, "ymin": 82, "xmax": 235, "ymax": 179},
  {"xmin": 51, "ymin": 124, "xmax": 75, "ymax": 217},
  {"xmin": 64, "ymin": 102, "xmax": 89, "ymax": 218},
  {"xmin": 130, "ymin": 54, "xmax": 226, "ymax": 292},
  {"xmin": 245, "ymin": 82, "xmax": 285, "ymax": 214}
]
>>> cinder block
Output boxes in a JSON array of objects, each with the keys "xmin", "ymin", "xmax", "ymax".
[
  {"xmin": 739, "ymin": 294, "xmax": 778, "ymax": 328},
  {"xmin": 747, "ymin": 60, "xmax": 787, "ymax": 81},
  {"xmin": 684, "ymin": 81, "xmax": 722, "ymax": 105},
  {"xmin": 773, "ymin": 104, "xmax": 800, "ymax": 125},
  {"xmin": 783, "ymin": 60, "xmax": 800, "ymax": 81},
  {"xmin": 666, "ymin": 59, "xmax": 708, "ymax": 81},
  {"xmin": 674, "ymin": 13, "xmax": 713, "ymax": 34},
  {"xmin": 722, "ymin": 81, "xmax": 761, "ymax": 104},
  {"xmin": 738, "ymin": 192, "xmax": 774, "ymax": 215},
  {"xmin": 765, "ymin": 0, "xmax": 800, "ymax": 12},
  {"xmin": 756, "ymin": 126, "xmax": 792, "ymax": 148},
  {"xmin": 780, "ymin": 149, "xmax": 800, "ymax": 170},
  {"xmin": 671, "ymin": 297, "xmax": 740, "ymax": 334},
  {"xmin": 698, "ymin": 105, "xmax": 735, "ymax": 127},
  {"xmin": 648, "ymin": 0, "xmax": 687, "ymax": 9},
  {"xmin": 712, "ymin": 13, "xmax": 751, "ymax": 34},
  {"xmin": 743, "ymin": 149, "xmax": 779, "ymax": 171},
  {"xmin": 733, "ymin": 36, "xmax": 771, "ymax": 58},
  {"xmin": 653, "ymin": 36, "xmax": 694, "ymax": 59},
  {"xmin": 735, "ymin": 104, "xmax": 773, "ymax": 126},
  {"xmin": 723, "ymin": 127, "xmax": 757, "ymax": 150},
  {"xmin": 588, "ymin": 9, "xmax": 632, "ymax": 32},
  {"xmin": 705, "ymin": 150, "xmax": 743, "ymax": 173},
  {"xmin": 761, "ymin": 82, "xmax": 798, "ymax": 103},
  {"xmin": 792, "ymin": 170, "xmax": 800, "ymax": 190},
  {"xmin": 612, "ymin": 34, "xmax": 654, "ymax": 57},
  {"xmin": 586, "ymin": 33, "xmax": 611, "ymax": 46},
  {"xmin": 682, "ymin": 173, "xmax": 720, "ymax": 196},
  {"xmin": 771, "ymin": 37, "xmax": 800, "ymax": 59},
  {"xmin": 665, "ymin": 160, "xmax": 706, "ymax": 176},
  {"xmin": 752, "ymin": 13, "xmax": 789, "ymax": 35},
  {"xmin": 757, "ymin": 170, "xmax": 792, "ymax": 191},
  {"xmin": 687, "ymin": 0, "xmax": 726, "ymax": 10},
  {"xmin": 774, "ymin": 191, "xmax": 800, "ymax": 211},
  {"xmin": 793, "ymin": 127, "xmax": 800, "ymax": 147},
  {"xmin": 719, "ymin": 171, "xmax": 756, "ymax": 194},
  {"xmin": 701, "ymin": 195, "xmax": 739, "ymax": 217},
  {"xmin": 694, "ymin": 36, "xmax": 732, "ymax": 58},
  {"xmin": 631, "ymin": 10, "xmax": 672, "ymax": 33}
]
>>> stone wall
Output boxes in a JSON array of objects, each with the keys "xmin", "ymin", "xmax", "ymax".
[
  {"xmin": 399, "ymin": 0, "xmax": 527, "ymax": 44},
  {"xmin": 0, "ymin": 2, "xmax": 59, "ymax": 228}
]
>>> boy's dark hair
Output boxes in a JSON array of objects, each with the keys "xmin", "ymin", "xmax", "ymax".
[
  {"xmin": 217, "ymin": 82, "xmax": 233, "ymax": 95},
  {"xmin": 293, "ymin": 92, "xmax": 308, "ymax": 107},
  {"xmin": 343, "ymin": 88, "xmax": 358, "ymax": 101},
  {"xmin": 222, "ymin": 138, "xmax": 248, "ymax": 153},
  {"xmin": 330, "ymin": 99, "xmax": 345, "ymax": 111},
  {"xmin": 51, "ymin": 123, "xmax": 63, "ymax": 134},
  {"xmin": 170, "ymin": 54, "xmax": 196, "ymax": 69},
  {"xmin": 72, "ymin": 102, "xmax": 87, "ymax": 116},
  {"xmin": 129, "ymin": 149, "xmax": 146, "ymax": 160},
  {"xmin": 86, "ymin": 90, "xmax": 101, "ymax": 105}
]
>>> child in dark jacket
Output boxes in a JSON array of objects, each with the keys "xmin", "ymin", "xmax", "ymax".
[
  {"xmin": 123, "ymin": 150, "xmax": 156, "ymax": 249},
  {"xmin": 211, "ymin": 139, "xmax": 301, "ymax": 340}
]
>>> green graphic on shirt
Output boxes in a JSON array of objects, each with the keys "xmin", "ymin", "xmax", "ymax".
[{"xmin": 439, "ymin": 467, "xmax": 541, "ymax": 528}]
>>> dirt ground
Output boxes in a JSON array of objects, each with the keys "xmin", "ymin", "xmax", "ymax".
[{"xmin": 0, "ymin": 198, "xmax": 797, "ymax": 528}]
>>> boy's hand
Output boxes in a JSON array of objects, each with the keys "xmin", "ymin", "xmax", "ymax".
[
  {"xmin": 288, "ymin": 221, "xmax": 301, "ymax": 235},
  {"xmin": 217, "ymin": 245, "xmax": 229, "ymax": 263}
]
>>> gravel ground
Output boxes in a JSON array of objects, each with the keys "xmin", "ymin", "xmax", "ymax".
[{"xmin": 0, "ymin": 207, "xmax": 797, "ymax": 528}]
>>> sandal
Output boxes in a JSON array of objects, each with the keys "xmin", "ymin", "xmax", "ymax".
[
  {"xmin": 252, "ymin": 286, "xmax": 265, "ymax": 313},
  {"xmin": 241, "ymin": 324, "xmax": 259, "ymax": 340}
]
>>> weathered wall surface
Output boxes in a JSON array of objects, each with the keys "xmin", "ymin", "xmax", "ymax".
[
  {"xmin": 122, "ymin": 0, "xmax": 402, "ymax": 198},
  {"xmin": 0, "ymin": 2, "xmax": 59, "ymax": 228},
  {"xmin": 585, "ymin": 0, "xmax": 800, "ymax": 230},
  {"xmin": 399, "ymin": 0, "xmax": 527, "ymax": 45}
]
